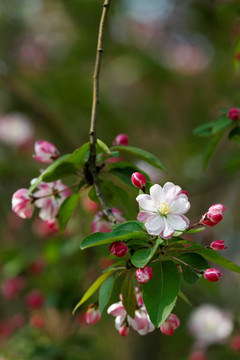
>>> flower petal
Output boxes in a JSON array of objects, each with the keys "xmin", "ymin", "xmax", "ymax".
[
  {"xmin": 163, "ymin": 182, "xmax": 182, "ymax": 199},
  {"xmin": 167, "ymin": 214, "xmax": 189, "ymax": 230},
  {"xmin": 137, "ymin": 211, "xmax": 153, "ymax": 222},
  {"xmin": 170, "ymin": 198, "xmax": 190, "ymax": 215},
  {"xmin": 160, "ymin": 218, "xmax": 175, "ymax": 239},
  {"xmin": 136, "ymin": 194, "xmax": 156, "ymax": 212},
  {"xmin": 149, "ymin": 184, "xmax": 164, "ymax": 205}
]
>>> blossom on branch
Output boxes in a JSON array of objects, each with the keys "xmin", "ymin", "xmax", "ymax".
[
  {"xmin": 136, "ymin": 182, "xmax": 190, "ymax": 239},
  {"xmin": 12, "ymin": 189, "xmax": 35, "ymax": 219},
  {"xmin": 202, "ymin": 204, "xmax": 226, "ymax": 227},
  {"xmin": 91, "ymin": 208, "xmax": 125, "ymax": 233},
  {"xmin": 33, "ymin": 140, "xmax": 60, "ymax": 164}
]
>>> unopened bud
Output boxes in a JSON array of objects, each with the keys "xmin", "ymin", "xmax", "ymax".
[
  {"xmin": 85, "ymin": 304, "xmax": 101, "ymax": 325},
  {"xmin": 210, "ymin": 240, "xmax": 227, "ymax": 251},
  {"xmin": 160, "ymin": 313, "xmax": 180, "ymax": 336},
  {"xmin": 109, "ymin": 241, "xmax": 128, "ymax": 257},
  {"xmin": 113, "ymin": 134, "xmax": 129, "ymax": 146},
  {"xmin": 119, "ymin": 324, "xmax": 129, "ymax": 336},
  {"xmin": 203, "ymin": 268, "xmax": 221, "ymax": 282},
  {"xmin": 135, "ymin": 266, "xmax": 153, "ymax": 284},
  {"xmin": 131, "ymin": 172, "xmax": 146, "ymax": 190},
  {"xmin": 227, "ymin": 108, "xmax": 240, "ymax": 121},
  {"xmin": 202, "ymin": 204, "xmax": 226, "ymax": 227},
  {"xmin": 33, "ymin": 140, "xmax": 60, "ymax": 163}
]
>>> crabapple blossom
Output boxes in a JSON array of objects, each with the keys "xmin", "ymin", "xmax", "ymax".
[
  {"xmin": 91, "ymin": 208, "xmax": 125, "ymax": 233},
  {"xmin": 188, "ymin": 350, "xmax": 207, "ymax": 360},
  {"xmin": 32, "ymin": 218, "xmax": 59, "ymax": 237},
  {"xmin": 203, "ymin": 268, "xmax": 221, "ymax": 282},
  {"xmin": 202, "ymin": 204, "xmax": 226, "ymax": 227},
  {"xmin": 25, "ymin": 290, "xmax": 45, "ymax": 310},
  {"xmin": 113, "ymin": 133, "xmax": 129, "ymax": 146},
  {"xmin": 136, "ymin": 182, "xmax": 190, "ymax": 239},
  {"xmin": 230, "ymin": 335, "xmax": 240, "ymax": 352},
  {"xmin": 109, "ymin": 241, "xmax": 128, "ymax": 257},
  {"xmin": 135, "ymin": 266, "xmax": 153, "ymax": 284},
  {"xmin": 119, "ymin": 324, "xmax": 129, "ymax": 336},
  {"xmin": 85, "ymin": 305, "xmax": 101, "ymax": 325},
  {"xmin": 107, "ymin": 297, "xmax": 155, "ymax": 336},
  {"xmin": 34, "ymin": 180, "xmax": 71, "ymax": 221},
  {"xmin": 0, "ymin": 113, "xmax": 34, "ymax": 147},
  {"xmin": 12, "ymin": 189, "xmax": 35, "ymax": 219},
  {"xmin": 131, "ymin": 172, "xmax": 146, "ymax": 190},
  {"xmin": 33, "ymin": 140, "xmax": 60, "ymax": 164},
  {"xmin": 160, "ymin": 313, "xmax": 180, "ymax": 336},
  {"xmin": 210, "ymin": 240, "xmax": 227, "ymax": 251},
  {"xmin": 1, "ymin": 276, "xmax": 26, "ymax": 299},
  {"xmin": 188, "ymin": 304, "xmax": 233, "ymax": 345},
  {"xmin": 227, "ymin": 108, "xmax": 239, "ymax": 121}
]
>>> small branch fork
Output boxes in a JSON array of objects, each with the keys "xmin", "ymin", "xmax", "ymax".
[{"xmin": 87, "ymin": 0, "xmax": 117, "ymax": 224}]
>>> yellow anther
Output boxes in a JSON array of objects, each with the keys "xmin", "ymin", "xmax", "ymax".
[{"xmin": 158, "ymin": 202, "xmax": 170, "ymax": 216}]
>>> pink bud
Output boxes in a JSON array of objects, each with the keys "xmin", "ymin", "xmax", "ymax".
[
  {"xmin": 131, "ymin": 172, "xmax": 147, "ymax": 190},
  {"xmin": 227, "ymin": 108, "xmax": 240, "ymax": 121},
  {"xmin": 0, "ymin": 322, "xmax": 13, "ymax": 339},
  {"xmin": 210, "ymin": 240, "xmax": 227, "ymax": 251},
  {"xmin": 25, "ymin": 290, "xmax": 45, "ymax": 310},
  {"xmin": 188, "ymin": 350, "xmax": 207, "ymax": 360},
  {"xmin": 230, "ymin": 334, "xmax": 240, "ymax": 352},
  {"xmin": 33, "ymin": 140, "xmax": 60, "ymax": 163},
  {"xmin": 203, "ymin": 268, "xmax": 222, "ymax": 282},
  {"xmin": 119, "ymin": 324, "xmax": 129, "ymax": 336},
  {"xmin": 136, "ymin": 266, "xmax": 153, "ymax": 284},
  {"xmin": 109, "ymin": 241, "xmax": 128, "ymax": 257},
  {"xmin": 160, "ymin": 314, "xmax": 180, "ymax": 336},
  {"xmin": 181, "ymin": 190, "xmax": 189, "ymax": 197},
  {"xmin": 12, "ymin": 188, "xmax": 34, "ymax": 219},
  {"xmin": 202, "ymin": 204, "xmax": 226, "ymax": 227},
  {"xmin": 113, "ymin": 134, "xmax": 129, "ymax": 146},
  {"xmin": 1, "ymin": 276, "xmax": 26, "ymax": 299},
  {"xmin": 85, "ymin": 305, "xmax": 101, "ymax": 325}
]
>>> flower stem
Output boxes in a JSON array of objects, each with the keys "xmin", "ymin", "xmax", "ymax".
[{"xmin": 166, "ymin": 254, "xmax": 203, "ymax": 274}]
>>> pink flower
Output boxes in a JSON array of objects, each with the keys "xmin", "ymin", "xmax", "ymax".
[
  {"xmin": 119, "ymin": 324, "xmax": 129, "ymax": 336},
  {"xmin": 0, "ymin": 322, "xmax": 13, "ymax": 339},
  {"xmin": 12, "ymin": 188, "xmax": 35, "ymax": 219},
  {"xmin": 202, "ymin": 204, "xmax": 226, "ymax": 227},
  {"xmin": 227, "ymin": 108, "xmax": 239, "ymax": 121},
  {"xmin": 82, "ymin": 197, "xmax": 99, "ymax": 214},
  {"xmin": 34, "ymin": 180, "xmax": 71, "ymax": 221},
  {"xmin": 1, "ymin": 276, "xmax": 26, "ymax": 299},
  {"xmin": 33, "ymin": 140, "xmax": 60, "ymax": 164},
  {"xmin": 160, "ymin": 313, "xmax": 180, "ymax": 336},
  {"xmin": 203, "ymin": 268, "xmax": 222, "ymax": 282},
  {"xmin": 135, "ymin": 266, "xmax": 153, "ymax": 284},
  {"xmin": 10, "ymin": 314, "xmax": 25, "ymax": 330},
  {"xmin": 85, "ymin": 305, "xmax": 101, "ymax": 325},
  {"xmin": 136, "ymin": 182, "xmax": 190, "ymax": 239},
  {"xmin": 32, "ymin": 218, "xmax": 59, "ymax": 237},
  {"xmin": 210, "ymin": 240, "xmax": 227, "ymax": 251},
  {"xmin": 131, "ymin": 172, "xmax": 147, "ymax": 190},
  {"xmin": 25, "ymin": 290, "xmax": 45, "ymax": 310},
  {"xmin": 91, "ymin": 208, "xmax": 125, "ymax": 233},
  {"xmin": 109, "ymin": 241, "xmax": 128, "ymax": 257},
  {"xmin": 113, "ymin": 134, "xmax": 129, "ymax": 146},
  {"xmin": 188, "ymin": 350, "xmax": 207, "ymax": 360},
  {"xmin": 107, "ymin": 298, "xmax": 155, "ymax": 336}
]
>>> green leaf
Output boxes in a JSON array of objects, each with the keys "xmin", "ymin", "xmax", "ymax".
[
  {"xmin": 121, "ymin": 273, "xmax": 137, "ymax": 318},
  {"xmin": 185, "ymin": 227, "xmax": 206, "ymax": 234},
  {"xmin": 178, "ymin": 289, "xmax": 191, "ymax": 306},
  {"xmin": 229, "ymin": 126, "xmax": 240, "ymax": 145},
  {"xmin": 193, "ymin": 121, "xmax": 215, "ymax": 137},
  {"xmin": 96, "ymin": 139, "xmax": 112, "ymax": 155},
  {"xmin": 178, "ymin": 253, "xmax": 208, "ymax": 284},
  {"xmin": 203, "ymin": 131, "xmax": 224, "ymax": 170},
  {"xmin": 102, "ymin": 260, "xmax": 125, "ymax": 273},
  {"xmin": 131, "ymin": 238, "xmax": 162, "ymax": 268},
  {"xmin": 29, "ymin": 143, "xmax": 90, "ymax": 193},
  {"xmin": 126, "ymin": 239, "xmax": 149, "ymax": 249},
  {"xmin": 72, "ymin": 270, "xmax": 115, "ymax": 314},
  {"xmin": 111, "ymin": 145, "xmax": 165, "ymax": 171},
  {"xmin": 142, "ymin": 261, "xmax": 180, "ymax": 327},
  {"xmin": 212, "ymin": 115, "xmax": 232, "ymax": 134},
  {"xmin": 58, "ymin": 193, "xmax": 80, "ymax": 233},
  {"xmin": 99, "ymin": 273, "xmax": 117, "ymax": 313},
  {"xmin": 81, "ymin": 221, "xmax": 147, "ymax": 249},
  {"xmin": 108, "ymin": 161, "xmax": 149, "ymax": 187},
  {"xmin": 193, "ymin": 247, "xmax": 240, "ymax": 274}
]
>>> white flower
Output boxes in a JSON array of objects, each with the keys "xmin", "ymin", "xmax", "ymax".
[
  {"xmin": 188, "ymin": 304, "xmax": 233, "ymax": 345},
  {"xmin": 136, "ymin": 182, "xmax": 190, "ymax": 239}
]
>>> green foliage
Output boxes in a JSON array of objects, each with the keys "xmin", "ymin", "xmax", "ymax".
[
  {"xmin": 142, "ymin": 261, "xmax": 180, "ymax": 327},
  {"xmin": 131, "ymin": 238, "xmax": 162, "ymax": 268},
  {"xmin": 111, "ymin": 145, "xmax": 165, "ymax": 171},
  {"xmin": 121, "ymin": 272, "xmax": 137, "ymax": 318},
  {"xmin": 203, "ymin": 131, "xmax": 225, "ymax": 170},
  {"xmin": 178, "ymin": 253, "xmax": 208, "ymax": 284},
  {"xmin": 229, "ymin": 126, "xmax": 240, "ymax": 145},
  {"xmin": 72, "ymin": 270, "xmax": 115, "ymax": 314},
  {"xmin": 80, "ymin": 221, "xmax": 147, "ymax": 249},
  {"xmin": 58, "ymin": 193, "xmax": 80, "ymax": 233},
  {"xmin": 99, "ymin": 273, "xmax": 117, "ymax": 313},
  {"xmin": 108, "ymin": 161, "xmax": 149, "ymax": 187}
]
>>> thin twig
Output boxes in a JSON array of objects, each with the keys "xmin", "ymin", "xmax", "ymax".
[
  {"xmin": 166, "ymin": 254, "xmax": 203, "ymax": 274},
  {"xmin": 87, "ymin": 0, "xmax": 117, "ymax": 224}
]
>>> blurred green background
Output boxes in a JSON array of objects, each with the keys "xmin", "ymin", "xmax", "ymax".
[{"xmin": 1, "ymin": 0, "xmax": 240, "ymax": 359}]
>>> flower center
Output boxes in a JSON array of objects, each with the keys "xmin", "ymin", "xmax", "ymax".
[{"xmin": 158, "ymin": 202, "xmax": 171, "ymax": 216}]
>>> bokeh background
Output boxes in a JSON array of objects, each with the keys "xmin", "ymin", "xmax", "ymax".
[{"xmin": 1, "ymin": 0, "xmax": 240, "ymax": 359}]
